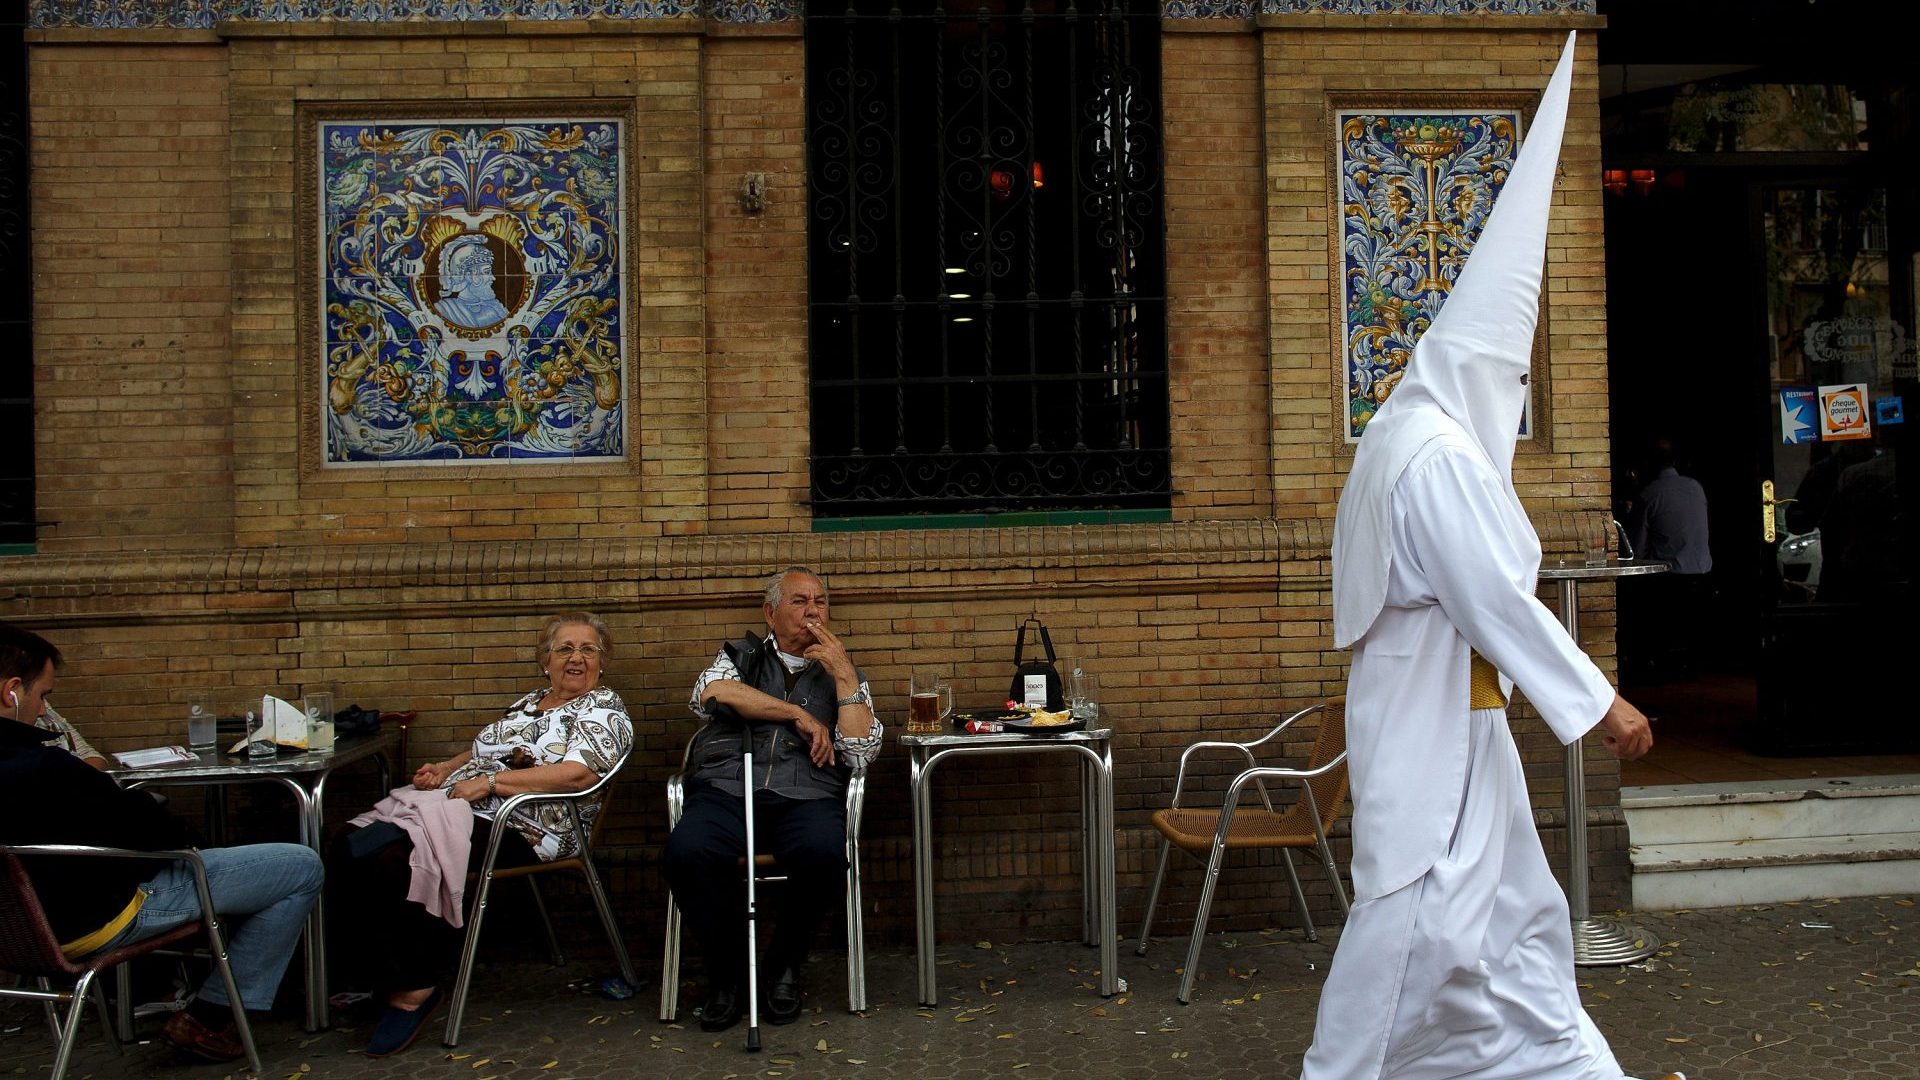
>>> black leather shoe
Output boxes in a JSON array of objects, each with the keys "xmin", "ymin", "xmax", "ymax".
[
  {"xmin": 697, "ymin": 983, "xmax": 743, "ymax": 1032},
  {"xmin": 765, "ymin": 967, "xmax": 802, "ymax": 1025}
]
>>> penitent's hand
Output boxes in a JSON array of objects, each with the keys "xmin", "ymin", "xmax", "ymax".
[{"xmin": 1598, "ymin": 693, "xmax": 1653, "ymax": 760}]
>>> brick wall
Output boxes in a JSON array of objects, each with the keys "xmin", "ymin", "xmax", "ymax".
[{"xmin": 14, "ymin": 15, "xmax": 1627, "ymax": 951}]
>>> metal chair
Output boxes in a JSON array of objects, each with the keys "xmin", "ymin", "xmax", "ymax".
[
  {"xmin": 658, "ymin": 743, "xmax": 869, "ymax": 1021},
  {"xmin": 1135, "ymin": 698, "xmax": 1351, "ymax": 1003},
  {"xmin": 443, "ymin": 750, "xmax": 639, "ymax": 1046},
  {"xmin": 0, "ymin": 844, "xmax": 263, "ymax": 1078}
]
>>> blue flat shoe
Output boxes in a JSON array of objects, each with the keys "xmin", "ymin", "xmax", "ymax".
[{"xmin": 365, "ymin": 988, "xmax": 442, "ymax": 1058}]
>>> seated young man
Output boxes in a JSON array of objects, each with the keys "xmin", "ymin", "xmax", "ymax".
[{"xmin": 0, "ymin": 622, "xmax": 325, "ymax": 1063}]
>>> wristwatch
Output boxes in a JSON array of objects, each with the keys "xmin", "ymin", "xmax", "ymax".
[{"xmin": 835, "ymin": 688, "xmax": 871, "ymax": 709}]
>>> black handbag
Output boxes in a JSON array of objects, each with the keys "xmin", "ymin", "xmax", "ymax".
[{"xmin": 1008, "ymin": 616, "xmax": 1065, "ymax": 710}]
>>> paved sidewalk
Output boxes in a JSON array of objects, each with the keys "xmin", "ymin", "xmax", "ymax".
[{"xmin": 6, "ymin": 894, "xmax": 1916, "ymax": 1078}]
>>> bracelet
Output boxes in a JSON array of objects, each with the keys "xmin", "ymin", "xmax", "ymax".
[{"xmin": 486, "ymin": 772, "xmax": 497, "ymax": 798}]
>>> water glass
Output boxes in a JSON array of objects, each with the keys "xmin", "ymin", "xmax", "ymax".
[
  {"xmin": 907, "ymin": 671, "xmax": 953, "ymax": 735},
  {"xmin": 186, "ymin": 691, "xmax": 216, "ymax": 750},
  {"xmin": 1070, "ymin": 671, "xmax": 1100, "ymax": 723},
  {"xmin": 304, "ymin": 691, "xmax": 335, "ymax": 753},
  {"xmin": 244, "ymin": 702, "xmax": 275, "ymax": 758},
  {"xmin": 1584, "ymin": 529, "xmax": 1609, "ymax": 567}
]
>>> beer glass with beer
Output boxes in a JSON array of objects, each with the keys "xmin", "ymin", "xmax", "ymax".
[{"xmin": 907, "ymin": 672, "xmax": 953, "ymax": 735}]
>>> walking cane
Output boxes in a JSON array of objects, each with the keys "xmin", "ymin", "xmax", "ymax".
[{"xmin": 742, "ymin": 731, "xmax": 762, "ymax": 1052}]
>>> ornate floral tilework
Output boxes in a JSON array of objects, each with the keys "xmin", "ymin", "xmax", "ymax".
[
  {"xmin": 316, "ymin": 117, "xmax": 627, "ymax": 466},
  {"xmin": 1335, "ymin": 107, "xmax": 1537, "ymax": 442}
]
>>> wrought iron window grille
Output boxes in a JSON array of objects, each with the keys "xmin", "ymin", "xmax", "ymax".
[{"xmin": 804, "ymin": 0, "xmax": 1170, "ymax": 518}]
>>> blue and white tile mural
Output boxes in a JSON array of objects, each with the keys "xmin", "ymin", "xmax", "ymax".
[
  {"xmin": 1336, "ymin": 108, "xmax": 1531, "ymax": 442},
  {"xmin": 319, "ymin": 118, "xmax": 627, "ymax": 466}
]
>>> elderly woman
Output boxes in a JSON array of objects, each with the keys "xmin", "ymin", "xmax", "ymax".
[{"xmin": 329, "ymin": 612, "xmax": 631, "ymax": 1057}]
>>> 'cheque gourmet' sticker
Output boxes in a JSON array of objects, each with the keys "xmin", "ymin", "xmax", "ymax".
[{"xmin": 1818, "ymin": 383, "xmax": 1872, "ymax": 441}]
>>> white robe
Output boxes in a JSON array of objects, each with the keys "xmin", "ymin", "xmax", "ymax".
[{"xmin": 1303, "ymin": 438, "xmax": 1621, "ymax": 1080}]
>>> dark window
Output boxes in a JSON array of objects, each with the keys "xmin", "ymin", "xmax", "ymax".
[
  {"xmin": 0, "ymin": 3, "xmax": 31, "ymax": 547},
  {"xmin": 804, "ymin": 0, "xmax": 1169, "ymax": 519}
]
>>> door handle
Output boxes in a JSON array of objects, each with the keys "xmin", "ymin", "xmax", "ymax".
[{"xmin": 1760, "ymin": 480, "xmax": 1797, "ymax": 544}]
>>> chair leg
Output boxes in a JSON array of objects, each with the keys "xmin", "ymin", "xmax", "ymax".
[
  {"xmin": 844, "ymin": 849, "xmax": 867, "ymax": 1013},
  {"xmin": 526, "ymin": 876, "xmax": 567, "ymax": 967},
  {"xmin": 578, "ymin": 854, "xmax": 638, "ymax": 989},
  {"xmin": 48, "ymin": 970, "xmax": 95, "ymax": 1080},
  {"xmin": 202, "ymin": 919, "xmax": 263, "ymax": 1075},
  {"xmin": 444, "ymin": 869, "xmax": 500, "ymax": 1048},
  {"xmin": 1178, "ymin": 839, "xmax": 1230, "ymax": 1005},
  {"xmin": 90, "ymin": 977, "xmax": 122, "ymax": 1057},
  {"xmin": 1279, "ymin": 848, "xmax": 1316, "ymax": 942},
  {"xmin": 1136, "ymin": 837, "xmax": 1173, "ymax": 957},
  {"xmin": 36, "ymin": 976, "xmax": 62, "ymax": 1045},
  {"xmin": 1317, "ymin": 831, "xmax": 1351, "ymax": 916},
  {"xmin": 659, "ymin": 892, "xmax": 683, "ymax": 1022}
]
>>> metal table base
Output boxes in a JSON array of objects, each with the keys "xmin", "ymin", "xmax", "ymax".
[
  {"xmin": 112, "ymin": 731, "xmax": 397, "ymax": 1030},
  {"xmin": 904, "ymin": 728, "xmax": 1118, "ymax": 1006},
  {"xmin": 1539, "ymin": 559, "xmax": 1667, "ymax": 967}
]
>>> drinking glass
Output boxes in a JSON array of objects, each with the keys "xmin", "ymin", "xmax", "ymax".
[
  {"xmin": 244, "ymin": 701, "xmax": 274, "ymax": 758},
  {"xmin": 304, "ymin": 691, "xmax": 335, "ymax": 753},
  {"xmin": 907, "ymin": 672, "xmax": 953, "ymax": 735},
  {"xmin": 186, "ymin": 691, "xmax": 216, "ymax": 751},
  {"xmin": 1070, "ymin": 671, "xmax": 1100, "ymax": 723}
]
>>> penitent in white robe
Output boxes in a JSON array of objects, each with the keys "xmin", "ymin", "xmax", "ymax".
[{"xmin": 1301, "ymin": 436, "xmax": 1622, "ymax": 1080}]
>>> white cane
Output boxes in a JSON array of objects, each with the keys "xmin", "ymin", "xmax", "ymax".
[{"xmin": 742, "ymin": 741, "xmax": 762, "ymax": 1052}]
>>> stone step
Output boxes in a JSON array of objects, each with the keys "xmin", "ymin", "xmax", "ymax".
[
  {"xmin": 1623, "ymin": 775, "xmax": 1920, "ymax": 910},
  {"xmin": 1622, "ymin": 774, "xmax": 1920, "ymax": 846},
  {"xmin": 1629, "ymin": 832, "xmax": 1920, "ymax": 911}
]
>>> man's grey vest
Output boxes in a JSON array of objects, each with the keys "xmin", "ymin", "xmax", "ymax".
[{"xmin": 688, "ymin": 632, "xmax": 855, "ymax": 801}]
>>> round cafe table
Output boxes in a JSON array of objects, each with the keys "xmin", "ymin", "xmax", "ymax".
[{"xmin": 1537, "ymin": 557, "xmax": 1668, "ymax": 966}]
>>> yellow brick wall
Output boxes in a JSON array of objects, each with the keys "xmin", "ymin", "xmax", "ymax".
[
  {"xmin": 13, "ymin": 17, "xmax": 1626, "ymax": 944},
  {"xmin": 28, "ymin": 43, "xmax": 236, "ymax": 553}
]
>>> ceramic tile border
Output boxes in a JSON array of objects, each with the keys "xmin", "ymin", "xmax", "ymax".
[{"xmin": 32, "ymin": 0, "xmax": 1590, "ymax": 29}]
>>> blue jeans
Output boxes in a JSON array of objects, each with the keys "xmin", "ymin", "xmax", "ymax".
[{"xmin": 94, "ymin": 843, "xmax": 325, "ymax": 1011}]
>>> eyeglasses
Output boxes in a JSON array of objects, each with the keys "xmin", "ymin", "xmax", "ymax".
[{"xmin": 550, "ymin": 643, "xmax": 603, "ymax": 660}]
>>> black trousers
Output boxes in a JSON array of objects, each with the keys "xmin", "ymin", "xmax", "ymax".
[
  {"xmin": 327, "ymin": 815, "xmax": 537, "ymax": 994},
  {"xmin": 661, "ymin": 782, "xmax": 847, "ymax": 984}
]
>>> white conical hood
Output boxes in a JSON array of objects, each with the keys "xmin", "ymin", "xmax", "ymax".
[{"xmin": 1331, "ymin": 32, "xmax": 1577, "ymax": 649}]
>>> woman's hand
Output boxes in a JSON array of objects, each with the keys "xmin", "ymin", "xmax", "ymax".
[
  {"xmin": 412, "ymin": 760, "xmax": 455, "ymax": 791},
  {"xmin": 445, "ymin": 775, "xmax": 492, "ymax": 803}
]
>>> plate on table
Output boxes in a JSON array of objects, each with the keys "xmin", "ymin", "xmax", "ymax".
[
  {"xmin": 951, "ymin": 710, "xmax": 1027, "ymax": 729},
  {"xmin": 1002, "ymin": 713, "xmax": 1085, "ymax": 735}
]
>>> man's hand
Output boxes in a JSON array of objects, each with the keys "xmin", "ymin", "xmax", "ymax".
[
  {"xmin": 792, "ymin": 709, "xmax": 836, "ymax": 768},
  {"xmin": 412, "ymin": 760, "xmax": 455, "ymax": 791},
  {"xmin": 801, "ymin": 621, "xmax": 857, "ymax": 686},
  {"xmin": 1598, "ymin": 693, "xmax": 1653, "ymax": 760}
]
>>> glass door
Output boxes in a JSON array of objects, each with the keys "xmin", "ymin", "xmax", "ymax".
[{"xmin": 1754, "ymin": 184, "xmax": 1914, "ymax": 751}]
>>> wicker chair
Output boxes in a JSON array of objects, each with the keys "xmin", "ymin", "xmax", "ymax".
[
  {"xmin": 0, "ymin": 844, "xmax": 262, "ymax": 1078},
  {"xmin": 1134, "ymin": 698, "xmax": 1351, "ymax": 1003},
  {"xmin": 442, "ymin": 748, "xmax": 639, "ymax": 1047}
]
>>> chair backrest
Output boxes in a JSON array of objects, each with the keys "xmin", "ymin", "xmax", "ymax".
[
  {"xmin": 0, "ymin": 851, "xmax": 80, "ymax": 979},
  {"xmin": 1301, "ymin": 697, "xmax": 1350, "ymax": 832}
]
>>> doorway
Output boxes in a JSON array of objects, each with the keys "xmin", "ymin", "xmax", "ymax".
[{"xmin": 1602, "ymin": 98, "xmax": 1917, "ymax": 783}]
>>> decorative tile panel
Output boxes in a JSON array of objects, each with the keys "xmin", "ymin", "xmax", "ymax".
[
  {"xmin": 33, "ymin": 0, "xmax": 711, "ymax": 27},
  {"xmin": 1260, "ymin": 0, "xmax": 1591, "ymax": 12},
  {"xmin": 30, "ymin": 0, "xmax": 1586, "ymax": 25},
  {"xmin": 1335, "ymin": 105, "xmax": 1534, "ymax": 442},
  {"xmin": 316, "ymin": 117, "xmax": 628, "ymax": 467}
]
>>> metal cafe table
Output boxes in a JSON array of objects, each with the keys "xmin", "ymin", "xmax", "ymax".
[
  {"xmin": 1537, "ymin": 556, "xmax": 1667, "ymax": 966},
  {"xmin": 901, "ymin": 727, "xmax": 1119, "ymax": 1007},
  {"xmin": 107, "ymin": 730, "xmax": 399, "ymax": 1030}
]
